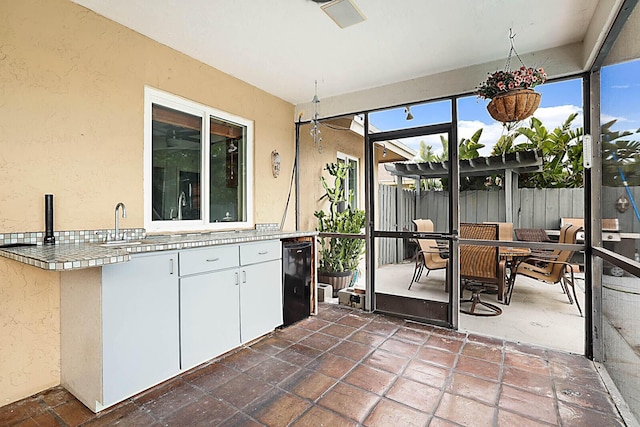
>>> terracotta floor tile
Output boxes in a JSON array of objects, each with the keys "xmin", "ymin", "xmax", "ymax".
[
  {"xmin": 391, "ymin": 327, "xmax": 430, "ymax": 344},
  {"xmin": 425, "ymin": 335, "xmax": 464, "ymax": 353},
  {"xmin": 343, "ymin": 364, "xmax": 397, "ymax": 394},
  {"xmin": 318, "ymin": 382, "xmax": 379, "ymax": 422},
  {"xmin": 133, "ymin": 377, "xmax": 185, "ymax": 405},
  {"xmin": 316, "ymin": 307, "xmax": 350, "ymax": 322},
  {"xmin": 161, "ymin": 395, "xmax": 236, "ymax": 426},
  {"xmin": 446, "ymin": 372, "xmax": 500, "ymax": 405},
  {"xmin": 186, "ymin": 364, "xmax": 240, "ymax": 392},
  {"xmin": 403, "ymin": 359, "xmax": 450, "ymax": 388},
  {"xmin": 12, "ymin": 412, "xmax": 59, "ymax": 427},
  {"xmin": 554, "ymin": 380, "xmax": 619, "ymax": 413},
  {"xmin": 320, "ymin": 323, "xmax": 357, "ymax": 338},
  {"xmin": 416, "ymin": 346, "xmax": 457, "ymax": 369},
  {"xmin": 276, "ymin": 325, "xmax": 313, "ymax": 342},
  {"xmin": 298, "ymin": 317, "xmax": 332, "ymax": 331},
  {"xmin": 336, "ymin": 314, "xmax": 372, "ymax": 329},
  {"xmin": 364, "ymin": 349, "xmax": 409, "ymax": 374},
  {"xmin": 379, "ymin": 338, "xmax": 420, "ymax": 358},
  {"xmin": 209, "ymin": 373, "xmax": 273, "ymax": 409},
  {"xmin": 0, "ymin": 397, "xmax": 46, "ymax": 426},
  {"xmin": 460, "ymin": 341, "xmax": 503, "ymax": 364},
  {"xmin": 140, "ymin": 381, "xmax": 204, "ymax": 420},
  {"xmin": 249, "ymin": 335, "xmax": 293, "ymax": 355},
  {"xmin": 435, "ymin": 392, "xmax": 497, "ymax": 426},
  {"xmin": 429, "ymin": 328, "xmax": 466, "ymax": 341},
  {"xmin": 364, "ymin": 398, "xmax": 431, "ymax": 427},
  {"xmin": 362, "ymin": 320, "xmax": 400, "ymax": 336},
  {"xmin": 455, "ymin": 354, "xmax": 501, "ymax": 381},
  {"xmin": 385, "ymin": 377, "xmax": 441, "ymax": 413},
  {"xmin": 505, "ymin": 341, "xmax": 547, "ymax": 358},
  {"xmin": 283, "ymin": 370, "xmax": 337, "ymax": 401},
  {"xmin": 497, "ymin": 409, "xmax": 556, "ymax": 426},
  {"xmin": 557, "ymin": 400, "xmax": 625, "ymax": 427},
  {"xmin": 220, "ymin": 348, "xmax": 271, "ymax": 372},
  {"xmin": 299, "ymin": 332, "xmax": 341, "ymax": 351},
  {"xmin": 466, "ymin": 333, "xmax": 504, "ymax": 347},
  {"xmin": 221, "ymin": 412, "xmax": 263, "ymax": 427},
  {"xmin": 498, "ymin": 385, "xmax": 558, "ymax": 425},
  {"xmin": 81, "ymin": 401, "xmax": 143, "ymax": 427},
  {"xmin": 329, "ymin": 340, "xmax": 373, "ymax": 361},
  {"xmin": 503, "ymin": 351, "xmax": 549, "ymax": 375},
  {"xmin": 429, "ymin": 417, "xmax": 461, "ymax": 426},
  {"xmin": 348, "ymin": 330, "xmax": 387, "ymax": 347},
  {"xmin": 275, "ymin": 343, "xmax": 324, "ymax": 366},
  {"xmin": 312, "ymin": 353, "xmax": 356, "ymax": 379},
  {"xmin": 292, "ymin": 405, "xmax": 358, "ymax": 427},
  {"xmin": 549, "ymin": 362, "xmax": 604, "ymax": 389},
  {"xmin": 502, "ymin": 365, "xmax": 554, "ymax": 397},
  {"xmin": 249, "ymin": 389, "xmax": 311, "ymax": 427},
  {"xmin": 39, "ymin": 386, "xmax": 75, "ymax": 408},
  {"xmin": 244, "ymin": 356, "xmax": 299, "ymax": 385},
  {"xmin": 53, "ymin": 398, "xmax": 98, "ymax": 426}
]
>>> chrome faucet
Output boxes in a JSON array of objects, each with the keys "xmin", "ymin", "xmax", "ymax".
[
  {"xmin": 177, "ymin": 192, "xmax": 186, "ymax": 220},
  {"xmin": 114, "ymin": 202, "xmax": 127, "ymax": 241}
]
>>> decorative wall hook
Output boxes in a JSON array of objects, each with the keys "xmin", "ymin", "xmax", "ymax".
[{"xmin": 271, "ymin": 150, "xmax": 281, "ymax": 178}]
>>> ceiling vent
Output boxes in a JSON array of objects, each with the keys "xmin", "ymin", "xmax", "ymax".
[{"xmin": 319, "ymin": 0, "xmax": 366, "ymax": 29}]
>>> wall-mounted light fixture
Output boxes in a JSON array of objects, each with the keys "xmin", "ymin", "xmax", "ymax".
[
  {"xmin": 373, "ymin": 142, "xmax": 387, "ymax": 157},
  {"xmin": 404, "ymin": 106, "xmax": 414, "ymax": 121},
  {"xmin": 271, "ymin": 150, "xmax": 281, "ymax": 178}
]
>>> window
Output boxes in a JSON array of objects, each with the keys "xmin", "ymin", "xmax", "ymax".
[
  {"xmin": 144, "ymin": 87, "xmax": 253, "ymax": 232},
  {"xmin": 337, "ymin": 152, "xmax": 359, "ymax": 209}
]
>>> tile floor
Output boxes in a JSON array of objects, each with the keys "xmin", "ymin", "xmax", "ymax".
[{"xmin": 0, "ymin": 303, "xmax": 627, "ymax": 427}]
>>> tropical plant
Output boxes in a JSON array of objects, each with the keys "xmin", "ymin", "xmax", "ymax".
[
  {"xmin": 601, "ymin": 119, "xmax": 640, "ymax": 186},
  {"xmin": 314, "ymin": 162, "xmax": 366, "ymax": 273},
  {"xmin": 475, "ymin": 66, "xmax": 547, "ymax": 100}
]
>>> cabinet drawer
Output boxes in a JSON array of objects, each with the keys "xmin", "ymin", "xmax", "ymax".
[
  {"xmin": 179, "ymin": 245, "xmax": 239, "ymax": 276},
  {"xmin": 240, "ymin": 240, "xmax": 281, "ymax": 265}
]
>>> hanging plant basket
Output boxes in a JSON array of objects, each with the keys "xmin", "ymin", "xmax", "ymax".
[{"xmin": 486, "ymin": 89, "xmax": 541, "ymax": 123}]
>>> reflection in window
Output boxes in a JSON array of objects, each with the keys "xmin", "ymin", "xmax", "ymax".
[{"xmin": 146, "ymin": 88, "xmax": 252, "ymax": 231}]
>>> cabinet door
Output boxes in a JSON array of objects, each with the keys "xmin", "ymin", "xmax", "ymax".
[
  {"xmin": 102, "ymin": 252, "xmax": 180, "ymax": 407},
  {"xmin": 240, "ymin": 259, "xmax": 283, "ymax": 343},
  {"xmin": 180, "ymin": 269, "xmax": 241, "ymax": 370}
]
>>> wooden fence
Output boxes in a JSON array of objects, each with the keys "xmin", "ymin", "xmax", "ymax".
[{"xmin": 378, "ymin": 185, "xmax": 640, "ymax": 264}]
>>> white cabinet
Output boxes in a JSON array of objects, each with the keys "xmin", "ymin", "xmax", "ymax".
[
  {"xmin": 61, "ymin": 251, "xmax": 180, "ymax": 412},
  {"xmin": 178, "ymin": 240, "xmax": 283, "ymax": 370},
  {"xmin": 180, "ymin": 266, "xmax": 241, "ymax": 370},
  {"xmin": 102, "ymin": 252, "xmax": 180, "ymax": 407},
  {"xmin": 61, "ymin": 239, "xmax": 283, "ymax": 413}
]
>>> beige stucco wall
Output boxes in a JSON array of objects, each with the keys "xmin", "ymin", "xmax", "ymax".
[
  {"xmin": 0, "ymin": 0, "xmax": 294, "ymax": 406},
  {"xmin": 298, "ymin": 118, "xmax": 365, "ymax": 232},
  {"xmin": 0, "ymin": 259, "xmax": 60, "ymax": 406}
]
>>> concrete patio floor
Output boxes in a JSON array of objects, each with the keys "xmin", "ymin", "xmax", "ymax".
[{"xmin": 372, "ymin": 262, "xmax": 586, "ymax": 354}]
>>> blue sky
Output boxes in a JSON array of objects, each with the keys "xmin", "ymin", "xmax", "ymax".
[{"xmin": 369, "ymin": 60, "xmax": 640, "ymax": 158}]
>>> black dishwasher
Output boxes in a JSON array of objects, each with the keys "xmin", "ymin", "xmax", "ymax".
[{"xmin": 282, "ymin": 241, "xmax": 312, "ymax": 326}]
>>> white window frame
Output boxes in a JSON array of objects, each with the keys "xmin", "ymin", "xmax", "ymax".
[
  {"xmin": 144, "ymin": 86, "xmax": 254, "ymax": 233},
  {"xmin": 337, "ymin": 151, "xmax": 360, "ymax": 209}
]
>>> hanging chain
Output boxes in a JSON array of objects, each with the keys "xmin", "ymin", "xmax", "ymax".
[{"xmin": 504, "ymin": 28, "xmax": 526, "ymax": 72}]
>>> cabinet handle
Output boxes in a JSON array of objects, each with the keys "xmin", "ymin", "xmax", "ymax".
[
  {"xmin": 169, "ymin": 258, "xmax": 174, "ymax": 275},
  {"xmin": 258, "ymin": 251, "xmax": 268, "ymax": 255},
  {"xmin": 235, "ymin": 271, "xmax": 239, "ymax": 286},
  {"xmin": 206, "ymin": 258, "xmax": 219, "ymax": 262},
  {"xmin": 242, "ymin": 270, "xmax": 247, "ymax": 283}
]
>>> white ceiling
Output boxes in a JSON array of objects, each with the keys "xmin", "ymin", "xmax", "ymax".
[{"xmin": 71, "ymin": 0, "xmax": 608, "ymax": 105}]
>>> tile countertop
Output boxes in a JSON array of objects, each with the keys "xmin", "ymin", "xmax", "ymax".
[{"xmin": 0, "ymin": 230, "xmax": 317, "ymax": 271}]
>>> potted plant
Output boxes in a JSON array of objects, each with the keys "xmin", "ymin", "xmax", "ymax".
[
  {"xmin": 314, "ymin": 162, "xmax": 366, "ymax": 297},
  {"xmin": 476, "ymin": 65, "xmax": 547, "ymax": 123}
]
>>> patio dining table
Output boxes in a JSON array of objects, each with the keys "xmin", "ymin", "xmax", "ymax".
[{"xmin": 500, "ymin": 246, "xmax": 531, "ymax": 304}]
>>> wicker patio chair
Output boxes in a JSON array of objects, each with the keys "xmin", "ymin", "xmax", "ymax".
[
  {"xmin": 459, "ymin": 223, "xmax": 505, "ymax": 316},
  {"xmin": 514, "ymin": 228, "xmax": 554, "ymax": 259},
  {"xmin": 513, "ymin": 224, "xmax": 583, "ymax": 316},
  {"xmin": 408, "ymin": 219, "xmax": 448, "ymax": 290}
]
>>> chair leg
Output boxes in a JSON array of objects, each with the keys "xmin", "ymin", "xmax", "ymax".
[
  {"xmin": 409, "ymin": 262, "xmax": 423, "ymax": 290},
  {"xmin": 460, "ymin": 283, "xmax": 502, "ymax": 317},
  {"xmin": 565, "ymin": 269, "xmax": 582, "ymax": 317}
]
